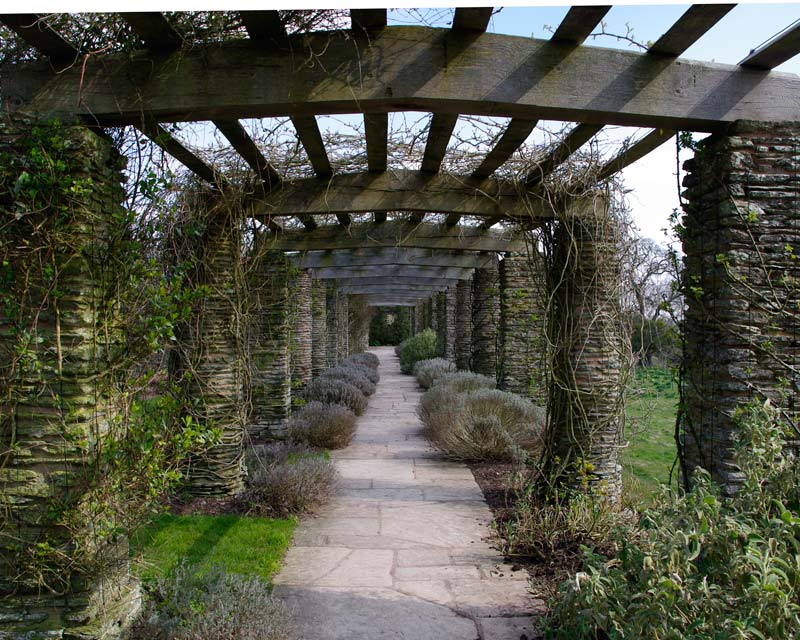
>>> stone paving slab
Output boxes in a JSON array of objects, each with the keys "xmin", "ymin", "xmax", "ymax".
[{"xmin": 274, "ymin": 347, "xmax": 542, "ymax": 640}]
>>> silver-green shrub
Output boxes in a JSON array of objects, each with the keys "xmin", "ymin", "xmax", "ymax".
[
  {"xmin": 413, "ymin": 358, "xmax": 457, "ymax": 389},
  {"xmin": 289, "ymin": 401, "xmax": 357, "ymax": 449},
  {"xmin": 305, "ymin": 377, "xmax": 368, "ymax": 415},
  {"xmin": 346, "ymin": 352, "xmax": 380, "ymax": 371},
  {"xmin": 319, "ymin": 365, "xmax": 376, "ymax": 396}
]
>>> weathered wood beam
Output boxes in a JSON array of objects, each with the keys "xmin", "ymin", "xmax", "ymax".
[
  {"xmin": 373, "ymin": 212, "xmax": 387, "ymax": 223},
  {"xmin": 291, "ymin": 115, "xmax": 333, "ymax": 177},
  {"xmin": 408, "ymin": 212, "xmax": 426, "ymax": 225},
  {"xmin": 339, "ymin": 284, "xmax": 450, "ymax": 294},
  {"xmin": 312, "ymin": 265, "xmax": 474, "ymax": 280},
  {"xmin": 351, "ymin": 9, "xmax": 387, "ymax": 32},
  {"xmin": 480, "ymin": 216, "xmax": 501, "ymax": 230},
  {"xmin": 252, "ymin": 170, "xmax": 548, "ymax": 220},
  {"xmin": 740, "ymin": 21, "xmax": 800, "ymax": 69},
  {"xmin": 596, "ymin": 128, "xmax": 675, "ymax": 182},
  {"xmin": 8, "ymin": 27, "xmax": 800, "ymax": 130},
  {"xmin": 294, "ymin": 248, "xmax": 495, "ymax": 269},
  {"xmin": 0, "ymin": 14, "xmax": 78, "ymax": 65},
  {"xmin": 452, "ymin": 8, "xmax": 493, "ymax": 33},
  {"xmin": 120, "ymin": 13, "xmax": 183, "ymax": 52},
  {"xmin": 445, "ymin": 213, "xmax": 462, "ymax": 227},
  {"xmin": 213, "ymin": 118, "xmax": 281, "ymax": 190},
  {"xmin": 240, "ymin": 10, "xmax": 288, "ymax": 45},
  {"xmin": 648, "ymin": 5, "xmax": 735, "ymax": 57},
  {"xmin": 297, "ymin": 215, "xmax": 318, "ymax": 230},
  {"xmin": 336, "ymin": 213, "xmax": 352, "ymax": 227},
  {"xmin": 138, "ymin": 120, "xmax": 223, "ymax": 185},
  {"xmin": 366, "ymin": 301, "xmax": 419, "ymax": 307},
  {"xmin": 551, "ymin": 6, "xmax": 611, "ymax": 44},
  {"xmin": 266, "ymin": 221, "xmax": 524, "ymax": 252},
  {"xmin": 337, "ymin": 276, "xmax": 461, "ymax": 287},
  {"xmin": 364, "ymin": 113, "xmax": 388, "ymax": 173},
  {"xmin": 472, "ymin": 118, "xmax": 537, "ymax": 179},
  {"xmin": 421, "ymin": 113, "xmax": 459, "ymax": 173},
  {"xmin": 525, "ymin": 123, "xmax": 603, "ymax": 187}
]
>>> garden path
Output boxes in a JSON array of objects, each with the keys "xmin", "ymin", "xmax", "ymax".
[{"xmin": 273, "ymin": 346, "xmax": 543, "ymax": 639}]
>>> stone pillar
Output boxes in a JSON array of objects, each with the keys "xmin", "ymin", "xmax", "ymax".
[
  {"xmin": 435, "ymin": 291, "xmax": 447, "ymax": 357},
  {"xmin": 428, "ymin": 296, "xmax": 438, "ymax": 334},
  {"xmin": 0, "ymin": 120, "xmax": 139, "ymax": 637},
  {"xmin": 325, "ymin": 283, "xmax": 339, "ymax": 367},
  {"xmin": 414, "ymin": 301, "xmax": 424, "ymax": 333},
  {"xmin": 472, "ymin": 254, "xmax": 500, "ymax": 379},
  {"xmin": 336, "ymin": 291, "xmax": 349, "ymax": 362},
  {"xmin": 681, "ymin": 121, "xmax": 800, "ymax": 493},
  {"xmin": 348, "ymin": 294, "xmax": 372, "ymax": 354},
  {"xmin": 290, "ymin": 269, "xmax": 313, "ymax": 394},
  {"xmin": 311, "ymin": 279, "xmax": 327, "ymax": 377},
  {"xmin": 455, "ymin": 278, "xmax": 473, "ymax": 370},
  {"xmin": 547, "ymin": 196, "xmax": 626, "ymax": 499},
  {"xmin": 499, "ymin": 252, "xmax": 547, "ymax": 400},
  {"xmin": 436, "ymin": 287, "xmax": 457, "ymax": 361},
  {"xmin": 246, "ymin": 249, "xmax": 291, "ymax": 439}
]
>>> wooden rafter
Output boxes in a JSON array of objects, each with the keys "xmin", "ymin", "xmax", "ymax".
[
  {"xmin": 240, "ymin": 10, "xmax": 288, "ymax": 45},
  {"xmin": 137, "ymin": 119, "xmax": 223, "ymax": 186},
  {"xmin": 364, "ymin": 113, "xmax": 388, "ymax": 173},
  {"xmin": 525, "ymin": 124, "xmax": 603, "ymax": 187},
  {"xmin": 312, "ymin": 265, "xmax": 474, "ymax": 280},
  {"xmin": 421, "ymin": 114, "xmax": 459, "ymax": 173},
  {"xmin": 408, "ymin": 212, "xmax": 426, "ymax": 225},
  {"xmin": 293, "ymin": 248, "xmax": 495, "ymax": 270},
  {"xmin": 351, "ymin": 9, "xmax": 387, "ymax": 32},
  {"xmin": 373, "ymin": 212, "xmax": 387, "ymax": 223},
  {"xmin": 472, "ymin": 119, "xmax": 538, "ymax": 180},
  {"xmin": 451, "ymin": 7, "xmax": 493, "ymax": 33},
  {"xmin": 290, "ymin": 115, "xmax": 333, "ymax": 177},
  {"xmin": 213, "ymin": 119, "xmax": 281, "ymax": 190},
  {"xmin": 740, "ymin": 20, "xmax": 800, "ymax": 69},
  {"xmin": 0, "ymin": 13, "xmax": 78, "ymax": 65},
  {"xmin": 296, "ymin": 215, "xmax": 318, "ymax": 230},
  {"xmin": 120, "ymin": 12, "xmax": 182, "ymax": 51},
  {"xmin": 9, "ymin": 27, "xmax": 800, "ymax": 130},
  {"xmin": 551, "ymin": 6, "xmax": 611, "ymax": 44},
  {"xmin": 337, "ymin": 276, "xmax": 461, "ymax": 287},
  {"xmin": 339, "ymin": 283, "xmax": 450, "ymax": 294},
  {"xmin": 648, "ymin": 5, "xmax": 735, "ymax": 57},
  {"xmin": 445, "ymin": 213, "xmax": 462, "ymax": 227},
  {"xmin": 335, "ymin": 213, "xmax": 352, "ymax": 227},
  {"xmin": 596, "ymin": 128, "xmax": 676, "ymax": 182}
]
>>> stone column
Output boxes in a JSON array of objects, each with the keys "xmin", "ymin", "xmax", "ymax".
[
  {"xmin": 290, "ymin": 269, "xmax": 313, "ymax": 394},
  {"xmin": 436, "ymin": 287, "xmax": 457, "ymax": 361},
  {"xmin": 311, "ymin": 279, "xmax": 327, "ymax": 377},
  {"xmin": 325, "ymin": 283, "xmax": 339, "ymax": 367},
  {"xmin": 348, "ymin": 294, "xmax": 372, "ymax": 354},
  {"xmin": 499, "ymin": 252, "xmax": 547, "ymax": 400},
  {"xmin": 246, "ymin": 249, "xmax": 291, "ymax": 440},
  {"xmin": 547, "ymin": 195, "xmax": 626, "ymax": 499},
  {"xmin": 472, "ymin": 254, "xmax": 500, "ymax": 379},
  {"xmin": 336, "ymin": 291, "xmax": 350, "ymax": 362},
  {"xmin": 414, "ymin": 302, "xmax": 424, "ymax": 333},
  {"xmin": 0, "ymin": 120, "xmax": 139, "ymax": 638},
  {"xmin": 455, "ymin": 278, "xmax": 473, "ymax": 370},
  {"xmin": 681, "ymin": 121, "xmax": 800, "ymax": 493},
  {"xmin": 428, "ymin": 296, "xmax": 438, "ymax": 334},
  {"xmin": 435, "ymin": 291, "xmax": 447, "ymax": 357}
]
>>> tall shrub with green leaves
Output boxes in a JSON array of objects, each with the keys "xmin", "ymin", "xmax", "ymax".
[{"xmin": 397, "ymin": 329, "xmax": 439, "ymax": 374}]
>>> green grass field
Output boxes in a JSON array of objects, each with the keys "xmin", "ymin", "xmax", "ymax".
[
  {"xmin": 622, "ymin": 367, "xmax": 679, "ymax": 501},
  {"xmin": 131, "ymin": 514, "xmax": 296, "ymax": 583}
]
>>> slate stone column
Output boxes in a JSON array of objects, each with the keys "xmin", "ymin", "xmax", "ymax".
[
  {"xmin": 311, "ymin": 279, "xmax": 328, "ymax": 377},
  {"xmin": 455, "ymin": 278, "xmax": 473, "ymax": 370},
  {"xmin": 336, "ymin": 288, "xmax": 349, "ymax": 363},
  {"xmin": 348, "ymin": 294, "xmax": 371, "ymax": 354},
  {"xmin": 499, "ymin": 252, "xmax": 547, "ymax": 400},
  {"xmin": 414, "ymin": 301, "xmax": 424, "ymax": 333},
  {"xmin": 428, "ymin": 296, "xmax": 438, "ymax": 334},
  {"xmin": 437, "ymin": 287, "xmax": 457, "ymax": 361},
  {"xmin": 471, "ymin": 254, "xmax": 500, "ymax": 379},
  {"xmin": 325, "ymin": 283, "xmax": 339, "ymax": 367},
  {"xmin": 681, "ymin": 121, "xmax": 800, "ymax": 493},
  {"xmin": 290, "ymin": 269, "xmax": 313, "ymax": 393},
  {"xmin": 246, "ymin": 249, "xmax": 291, "ymax": 440},
  {"xmin": 547, "ymin": 196, "xmax": 626, "ymax": 499},
  {"xmin": 0, "ymin": 120, "xmax": 139, "ymax": 637}
]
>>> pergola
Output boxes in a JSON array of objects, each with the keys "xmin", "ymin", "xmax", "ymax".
[{"xmin": 2, "ymin": 7, "xmax": 800, "ymax": 638}]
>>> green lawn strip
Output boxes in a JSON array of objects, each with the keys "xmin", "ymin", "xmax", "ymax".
[{"xmin": 132, "ymin": 514, "xmax": 296, "ymax": 584}]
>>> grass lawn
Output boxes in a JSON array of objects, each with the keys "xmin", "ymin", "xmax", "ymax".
[
  {"xmin": 131, "ymin": 513, "xmax": 296, "ymax": 584},
  {"xmin": 622, "ymin": 367, "xmax": 679, "ymax": 501}
]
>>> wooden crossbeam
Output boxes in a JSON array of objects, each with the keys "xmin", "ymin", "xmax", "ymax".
[
  {"xmin": 445, "ymin": 213, "xmax": 462, "ymax": 227},
  {"xmin": 373, "ymin": 212, "xmax": 387, "ymax": 223},
  {"xmin": 525, "ymin": 123, "xmax": 603, "ymax": 187},
  {"xmin": 596, "ymin": 128, "xmax": 675, "ymax": 182},
  {"xmin": 10, "ymin": 28, "xmax": 800, "ymax": 131},
  {"xmin": 266, "ymin": 221, "xmax": 524, "ymax": 252},
  {"xmin": 336, "ymin": 213, "xmax": 352, "ymax": 227},
  {"xmin": 408, "ymin": 212, "xmax": 426, "ymax": 225},
  {"xmin": 312, "ymin": 265, "xmax": 474, "ymax": 280},
  {"xmin": 120, "ymin": 12, "xmax": 182, "ymax": 51},
  {"xmin": 452, "ymin": 8, "xmax": 493, "ymax": 32},
  {"xmin": 649, "ymin": 5, "xmax": 735, "ymax": 57},
  {"xmin": 0, "ymin": 14, "xmax": 78, "ymax": 65},
  {"xmin": 421, "ymin": 114, "xmax": 459, "ymax": 173},
  {"xmin": 366, "ymin": 301, "xmax": 419, "ymax": 306},
  {"xmin": 213, "ymin": 119, "xmax": 281, "ymax": 190},
  {"xmin": 551, "ymin": 6, "xmax": 611, "ymax": 44},
  {"xmin": 364, "ymin": 113, "xmax": 388, "ymax": 173},
  {"xmin": 337, "ymin": 276, "xmax": 461, "ymax": 287},
  {"xmin": 240, "ymin": 11, "xmax": 288, "ymax": 44},
  {"xmin": 293, "ymin": 248, "xmax": 494, "ymax": 269},
  {"xmin": 351, "ymin": 9, "xmax": 387, "ymax": 32},
  {"xmin": 297, "ymin": 215, "xmax": 318, "ymax": 230},
  {"xmin": 740, "ymin": 20, "xmax": 800, "ymax": 69},
  {"xmin": 291, "ymin": 116, "xmax": 333, "ymax": 177},
  {"xmin": 138, "ymin": 120, "xmax": 223, "ymax": 186},
  {"xmin": 339, "ymin": 284, "xmax": 450, "ymax": 294},
  {"xmin": 472, "ymin": 118, "xmax": 537, "ymax": 179},
  {"xmin": 480, "ymin": 216, "xmax": 501, "ymax": 230}
]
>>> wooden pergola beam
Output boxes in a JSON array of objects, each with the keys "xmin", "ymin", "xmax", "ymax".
[
  {"xmin": 452, "ymin": 8, "xmax": 493, "ymax": 33},
  {"xmin": 137, "ymin": 119, "xmax": 223, "ymax": 186},
  {"xmin": 551, "ymin": 6, "xmax": 611, "ymax": 44},
  {"xmin": 525, "ymin": 123, "xmax": 603, "ymax": 187},
  {"xmin": 339, "ymin": 284, "xmax": 450, "ymax": 294},
  {"xmin": 471, "ymin": 118, "xmax": 537, "ymax": 180},
  {"xmin": 336, "ymin": 213, "xmax": 352, "ymax": 227},
  {"xmin": 408, "ymin": 212, "xmax": 426, "ymax": 225},
  {"xmin": 293, "ymin": 248, "xmax": 495, "ymax": 269},
  {"xmin": 364, "ymin": 113, "xmax": 388, "ymax": 173},
  {"xmin": 120, "ymin": 12, "xmax": 182, "ymax": 52},
  {"xmin": 266, "ymin": 221, "xmax": 524, "ymax": 252},
  {"xmin": 373, "ymin": 212, "xmax": 387, "ymax": 223},
  {"xmin": 297, "ymin": 215, "xmax": 318, "ymax": 230},
  {"xmin": 421, "ymin": 113, "xmax": 459, "ymax": 173},
  {"xmin": 213, "ymin": 118, "xmax": 281, "ymax": 190},
  {"xmin": 291, "ymin": 115, "xmax": 333, "ymax": 177},
  {"xmin": 312, "ymin": 265, "xmax": 474, "ymax": 280},
  {"xmin": 740, "ymin": 20, "xmax": 800, "ymax": 69},
  {"xmin": 648, "ymin": 5, "xmax": 735, "ymax": 57},
  {"xmin": 0, "ymin": 14, "xmax": 78, "ymax": 65},
  {"xmin": 240, "ymin": 10, "xmax": 288, "ymax": 45},
  {"xmin": 596, "ymin": 128, "xmax": 676, "ymax": 182},
  {"xmin": 9, "ymin": 27, "xmax": 800, "ymax": 131},
  {"xmin": 336, "ymin": 276, "xmax": 461, "ymax": 288},
  {"xmin": 351, "ymin": 9, "xmax": 387, "ymax": 32},
  {"xmin": 251, "ymin": 169, "xmax": 547, "ymax": 220}
]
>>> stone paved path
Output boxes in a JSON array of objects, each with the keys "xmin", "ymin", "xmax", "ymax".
[{"xmin": 274, "ymin": 346, "xmax": 542, "ymax": 639}]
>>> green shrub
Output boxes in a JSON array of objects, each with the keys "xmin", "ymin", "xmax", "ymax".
[
  {"xmin": 397, "ymin": 329, "xmax": 439, "ymax": 373},
  {"xmin": 289, "ymin": 401, "xmax": 357, "ymax": 449},
  {"xmin": 305, "ymin": 377, "xmax": 368, "ymax": 415},
  {"xmin": 320, "ymin": 365, "xmax": 376, "ymax": 396},
  {"xmin": 127, "ymin": 562, "xmax": 294, "ymax": 640},
  {"xmin": 413, "ymin": 358, "xmax": 457, "ymax": 389},
  {"xmin": 546, "ymin": 400, "xmax": 800, "ymax": 640}
]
